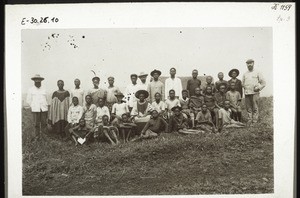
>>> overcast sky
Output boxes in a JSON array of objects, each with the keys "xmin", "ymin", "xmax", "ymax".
[{"xmin": 22, "ymin": 28, "xmax": 272, "ymax": 97}]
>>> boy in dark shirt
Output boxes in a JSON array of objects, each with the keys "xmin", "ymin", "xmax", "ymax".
[
  {"xmin": 140, "ymin": 110, "xmax": 168, "ymax": 139},
  {"xmin": 204, "ymin": 85, "xmax": 219, "ymax": 129},
  {"xmin": 195, "ymin": 104, "xmax": 216, "ymax": 133},
  {"xmin": 69, "ymin": 118, "xmax": 92, "ymax": 146},
  {"xmin": 96, "ymin": 115, "xmax": 120, "ymax": 145},
  {"xmin": 189, "ymin": 87, "xmax": 205, "ymax": 128},
  {"xmin": 186, "ymin": 69, "xmax": 201, "ymax": 97},
  {"xmin": 227, "ymin": 69, "xmax": 243, "ymax": 97},
  {"xmin": 214, "ymin": 84, "xmax": 227, "ymax": 109},
  {"xmin": 215, "ymin": 72, "xmax": 228, "ymax": 92},
  {"xmin": 180, "ymin": 90, "xmax": 191, "ymax": 119}
]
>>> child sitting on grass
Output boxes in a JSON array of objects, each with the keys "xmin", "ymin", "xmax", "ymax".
[
  {"xmin": 204, "ymin": 86, "xmax": 219, "ymax": 129},
  {"xmin": 94, "ymin": 115, "xmax": 120, "ymax": 145},
  {"xmin": 139, "ymin": 110, "xmax": 168, "ymax": 139},
  {"xmin": 180, "ymin": 90, "xmax": 191, "ymax": 119},
  {"xmin": 218, "ymin": 100, "xmax": 246, "ymax": 131},
  {"xmin": 111, "ymin": 92, "xmax": 130, "ymax": 126},
  {"xmin": 189, "ymin": 87, "xmax": 205, "ymax": 128},
  {"xmin": 64, "ymin": 96, "xmax": 83, "ymax": 140},
  {"xmin": 118, "ymin": 113, "xmax": 137, "ymax": 142},
  {"xmin": 195, "ymin": 104, "xmax": 216, "ymax": 133},
  {"xmin": 165, "ymin": 89, "xmax": 181, "ymax": 119},
  {"xmin": 69, "ymin": 118, "xmax": 92, "ymax": 146},
  {"xmin": 226, "ymin": 82, "xmax": 242, "ymax": 122},
  {"xmin": 168, "ymin": 106, "xmax": 200, "ymax": 135}
]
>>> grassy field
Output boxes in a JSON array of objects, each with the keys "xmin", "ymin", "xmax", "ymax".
[{"xmin": 22, "ymin": 97, "xmax": 273, "ymax": 195}]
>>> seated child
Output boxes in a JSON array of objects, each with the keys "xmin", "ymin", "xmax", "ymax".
[
  {"xmin": 204, "ymin": 86, "xmax": 219, "ymax": 129},
  {"xmin": 168, "ymin": 106, "xmax": 200, "ymax": 134},
  {"xmin": 165, "ymin": 89, "xmax": 181, "ymax": 119},
  {"xmin": 130, "ymin": 90, "xmax": 152, "ymax": 123},
  {"xmin": 111, "ymin": 92, "xmax": 130, "ymax": 125},
  {"xmin": 180, "ymin": 90, "xmax": 191, "ymax": 119},
  {"xmin": 226, "ymin": 82, "xmax": 242, "ymax": 121},
  {"xmin": 218, "ymin": 100, "xmax": 246, "ymax": 131},
  {"xmin": 95, "ymin": 98, "xmax": 110, "ymax": 126},
  {"xmin": 151, "ymin": 92, "xmax": 166, "ymax": 116},
  {"xmin": 69, "ymin": 118, "xmax": 92, "ymax": 146},
  {"xmin": 95, "ymin": 115, "xmax": 120, "ymax": 145},
  {"xmin": 195, "ymin": 104, "xmax": 216, "ymax": 133},
  {"xmin": 189, "ymin": 87, "xmax": 205, "ymax": 128},
  {"xmin": 118, "ymin": 113, "xmax": 137, "ymax": 142},
  {"xmin": 140, "ymin": 110, "xmax": 168, "ymax": 139},
  {"xmin": 65, "ymin": 96, "xmax": 84, "ymax": 138}
]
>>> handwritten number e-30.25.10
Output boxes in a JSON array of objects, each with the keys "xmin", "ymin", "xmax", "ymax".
[{"xmin": 21, "ymin": 17, "xmax": 59, "ymax": 25}]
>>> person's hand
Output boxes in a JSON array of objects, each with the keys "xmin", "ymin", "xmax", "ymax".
[{"xmin": 254, "ymin": 86, "xmax": 260, "ymax": 92}]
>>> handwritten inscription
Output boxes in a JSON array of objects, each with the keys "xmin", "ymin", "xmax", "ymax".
[
  {"xmin": 21, "ymin": 17, "xmax": 59, "ymax": 25},
  {"xmin": 271, "ymin": 3, "xmax": 292, "ymax": 11}
]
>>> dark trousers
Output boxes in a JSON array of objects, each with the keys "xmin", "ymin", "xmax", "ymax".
[{"xmin": 32, "ymin": 111, "xmax": 48, "ymax": 136}]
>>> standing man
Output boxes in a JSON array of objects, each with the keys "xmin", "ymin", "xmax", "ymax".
[
  {"xmin": 148, "ymin": 69, "xmax": 165, "ymax": 103},
  {"xmin": 242, "ymin": 59, "xmax": 266, "ymax": 125},
  {"xmin": 106, "ymin": 76, "xmax": 120, "ymax": 112},
  {"xmin": 26, "ymin": 74, "xmax": 48, "ymax": 139},
  {"xmin": 138, "ymin": 72, "xmax": 149, "ymax": 90},
  {"xmin": 86, "ymin": 76, "xmax": 107, "ymax": 106},
  {"xmin": 70, "ymin": 78, "xmax": 84, "ymax": 106},
  {"xmin": 165, "ymin": 67, "xmax": 183, "ymax": 99},
  {"xmin": 125, "ymin": 74, "xmax": 140, "ymax": 112},
  {"xmin": 186, "ymin": 69, "xmax": 201, "ymax": 97}
]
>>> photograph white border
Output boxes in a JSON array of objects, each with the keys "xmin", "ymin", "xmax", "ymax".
[{"xmin": 5, "ymin": 2, "xmax": 295, "ymax": 198}]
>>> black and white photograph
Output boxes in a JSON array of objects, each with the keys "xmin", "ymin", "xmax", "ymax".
[{"xmin": 5, "ymin": 3, "xmax": 295, "ymax": 198}]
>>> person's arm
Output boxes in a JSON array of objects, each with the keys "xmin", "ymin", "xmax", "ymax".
[
  {"xmin": 160, "ymin": 117, "xmax": 168, "ymax": 133},
  {"xmin": 69, "ymin": 125, "xmax": 80, "ymax": 135},
  {"xmin": 161, "ymin": 82, "xmax": 165, "ymax": 101},
  {"xmin": 237, "ymin": 92, "xmax": 242, "ymax": 106},
  {"xmin": 141, "ymin": 121, "xmax": 151, "ymax": 135},
  {"xmin": 147, "ymin": 83, "xmax": 151, "ymax": 99},
  {"xmin": 178, "ymin": 78, "xmax": 183, "ymax": 99},
  {"xmin": 164, "ymin": 79, "xmax": 169, "ymax": 100},
  {"xmin": 67, "ymin": 107, "xmax": 72, "ymax": 124},
  {"xmin": 242, "ymin": 74, "xmax": 245, "ymax": 88},
  {"xmin": 186, "ymin": 80, "xmax": 190, "ymax": 97},
  {"xmin": 69, "ymin": 91, "xmax": 73, "ymax": 105},
  {"xmin": 168, "ymin": 116, "xmax": 173, "ymax": 133},
  {"xmin": 257, "ymin": 72, "xmax": 266, "ymax": 91},
  {"xmin": 214, "ymin": 97, "xmax": 221, "ymax": 109},
  {"xmin": 130, "ymin": 102, "xmax": 138, "ymax": 117},
  {"xmin": 238, "ymin": 80, "xmax": 243, "ymax": 98}
]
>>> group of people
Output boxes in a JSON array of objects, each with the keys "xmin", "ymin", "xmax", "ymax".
[{"xmin": 26, "ymin": 59, "xmax": 266, "ymax": 145}]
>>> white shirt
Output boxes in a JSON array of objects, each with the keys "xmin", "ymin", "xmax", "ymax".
[
  {"xmin": 112, "ymin": 102, "xmax": 129, "ymax": 117},
  {"xmin": 165, "ymin": 98, "xmax": 181, "ymax": 111},
  {"xmin": 165, "ymin": 77, "xmax": 183, "ymax": 99},
  {"xmin": 26, "ymin": 86, "xmax": 48, "ymax": 112},
  {"xmin": 125, "ymin": 83, "xmax": 139, "ymax": 108},
  {"xmin": 95, "ymin": 106, "xmax": 110, "ymax": 124},
  {"xmin": 242, "ymin": 70, "xmax": 266, "ymax": 95},
  {"xmin": 67, "ymin": 105, "xmax": 83, "ymax": 124},
  {"xmin": 138, "ymin": 82, "xmax": 148, "ymax": 91},
  {"xmin": 151, "ymin": 101, "xmax": 166, "ymax": 113},
  {"xmin": 70, "ymin": 88, "xmax": 84, "ymax": 106}
]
